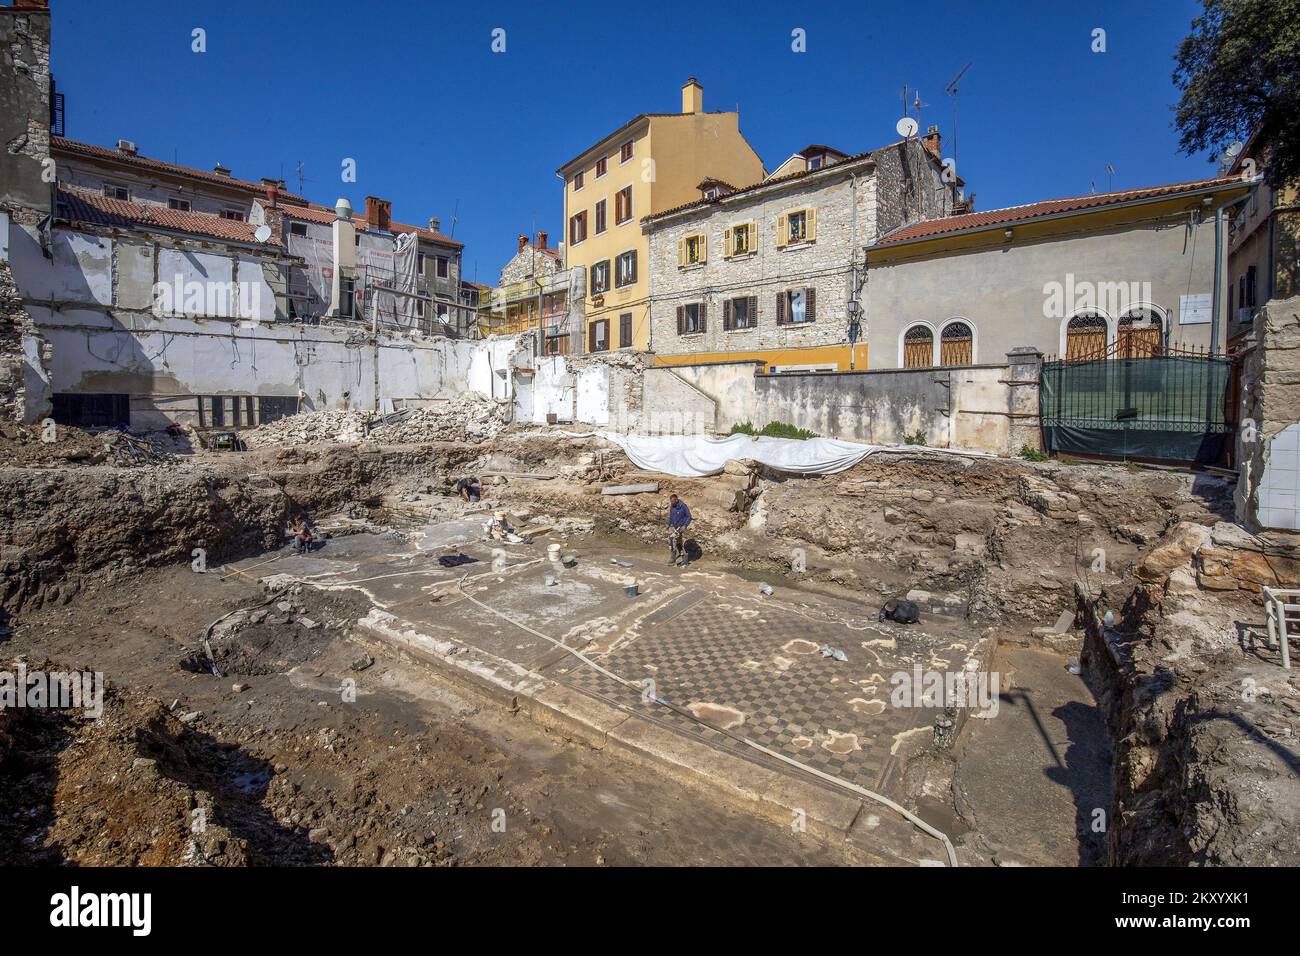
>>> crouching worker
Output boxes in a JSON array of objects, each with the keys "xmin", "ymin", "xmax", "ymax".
[
  {"xmin": 291, "ymin": 517, "xmax": 315, "ymax": 554},
  {"xmin": 485, "ymin": 510, "xmax": 523, "ymax": 544},
  {"xmin": 455, "ymin": 476, "xmax": 482, "ymax": 503},
  {"xmin": 667, "ymin": 493, "xmax": 692, "ymax": 567}
]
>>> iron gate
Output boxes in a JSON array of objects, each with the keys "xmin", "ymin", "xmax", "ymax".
[{"xmin": 1040, "ymin": 344, "xmax": 1236, "ymax": 464}]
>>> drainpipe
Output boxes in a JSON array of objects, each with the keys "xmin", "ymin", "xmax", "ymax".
[
  {"xmin": 1211, "ymin": 188, "xmax": 1256, "ymax": 355},
  {"xmin": 848, "ymin": 172, "xmax": 860, "ymax": 370}
]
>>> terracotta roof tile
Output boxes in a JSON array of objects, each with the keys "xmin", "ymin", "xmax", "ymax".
[
  {"xmin": 278, "ymin": 202, "xmax": 462, "ymax": 247},
  {"xmin": 56, "ymin": 186, "xmax": 265, "ymax": 244},
  {"xmin": 873, "ymin": 176, "xmax": 1249, "ymax": 246},
  {"xmin": 52, "ymin": 136, "xmax": 306, "ymax": 203}
]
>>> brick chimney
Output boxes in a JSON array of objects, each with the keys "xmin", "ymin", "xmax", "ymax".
[
  {"xmin": 922, "ymin": 126, "xmax": 942, "ymax": 160},
  {"xmin": 213, "ymin": 163, "xmax": 231, "ymax": 177},
  {"xmin": 365, "ymin": 196, "xmax": 392, "ymax": 232},
  {"xmin": 12, "ymin": 1, "xmax": 50, "ymax": 9},
  {"xmin": 518, "ymin": 234, "xmax": 529, "ymax": 253},
  {"xmin": 681, "ymin": 77, "xmax": 703, "ymax": 114},
  {"xmin": 536, "ymin": 230, "xmax": 548, "ymax": 250}
]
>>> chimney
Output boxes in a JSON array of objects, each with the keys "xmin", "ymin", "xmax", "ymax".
[
  {"xmin": 428, "ymin": 216, "xmax": 441, "ymax": 233},
  {"xmin": 536, "ymin": 230, "xmax": 548, "ymax": 250},
  {"xmin": 213, "ymin": 163, "xmax": 231, "ymax": 177},
  {"xmin": 116, "ymin": 139, "xmax": 138, "ymax": 156},
  {"xmin": 681, "ymin": 77, "xmax": 703, "ymax": 114},
  {"xmin": 518, "ymin": 234, "xmax": 529, "ymax": 253},
  {"xmin": 922, "ymin": 126, "xmax": 942, "ymax": 160},
  {"xmin": 365, "ymin": 196, "xmax": 392, "ymax": 232},
  {"xmin": 12, "ymin": 1, "xmax": 50, "ymax": 9}
]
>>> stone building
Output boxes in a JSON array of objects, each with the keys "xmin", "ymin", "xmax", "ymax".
[
  {"xmin": 478, "ymin": 232, "xmax": 585, "ymax": 355},
  {"xmin": 645, "ymin": 136, "xmax": 955, "ymax": 371}
]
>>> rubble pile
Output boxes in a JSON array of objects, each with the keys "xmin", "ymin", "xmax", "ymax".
[{"xmin": 243, "ymin": 396, "xmax": 509, "ymax": 448}]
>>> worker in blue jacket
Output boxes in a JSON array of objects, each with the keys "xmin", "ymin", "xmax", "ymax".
[{"xmin": 667, "ymin": 493, "xmax": 692, "ymax": 567}]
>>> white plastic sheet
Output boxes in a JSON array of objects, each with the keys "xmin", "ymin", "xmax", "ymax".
[{"xmin": 597, "ymin": 432, "xmax": 880, "ymax": 477}]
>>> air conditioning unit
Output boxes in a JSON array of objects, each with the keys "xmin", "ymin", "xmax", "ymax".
[
  {"xmin": 1238, "ymin": 307, "xmax": 1256, "ymax": 324},
  {"xmin": 116, "ymin": 139, "xmax": 138, "ymax": 155}
]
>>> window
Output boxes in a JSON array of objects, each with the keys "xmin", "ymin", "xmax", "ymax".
[
  {"xmin": 1247, "ymin": 265, "xmax": 1258, "ymax": 307},
  {"xmin": 589, "ymin": 318, "xmax": 609, "ymax": 352},
  {"xmin": 902, "ymin": 325, "xmax": 935, "ymax": 368},
  {"xmin": 724, "ymin": 296, "xmax": 757, "ymax": 330},
  {"xmin": 621, "ymin": 141, "xmax": 634, "ymax": 163},
  {"xmin": 436, "ymin": 256, "xmax": 450, "ymax": 278},
  {"xmin": 569, "ymin": 210, "xmax": 588, "ymax": 245},
  {"xmin": 168, "ymin": 198, "xmax": 191, "ymax": 212},
  {"xmin": 103, "ymin": 184, "xmax": 130, "ymax": 201},
  {"xmin": 615, "ymin": 249, "xmax": 637, "ymax": 287},
  {"xmin": 340, "ymin": 276, "xmax": 356, "ymax": 319},
  {"xmin": 615, "ymin": 186, "xmax": 633, "ymax": 224},
  {"xmin": 590, "ymin": 259, "xmax": 610, "ymax": 295},
  {"xmin": 574, "ymin": 171, "xmax": 584, "ymax": 190},
  {"xmin": 619, "ymin": 312, "xmax": 633, "ymax": 348},
  {"xmin": 595, "ymin": 198, "xmax": 607, "ymax": 234},
  {"xmin": 808, "ymin": 155, "xmax": 824, "ymax": 170},
  {"xmin": 679, "ymin": 233, "xmax": 706, "ymax": 266},
  {"xmin": 596, "ymin": 156, "xmax": 608, "ymax": 178},
  {"xmin": 1065, "ymin": 313, "xmax": 1108, "ymax": 360},
  {"xmin": 220, "ymin": 209, "xmax": 244, "ymax": 221},
  {"xmin": 418, "ymin": 252, "xmax": 426, "ymax": 273},
  {"xmin": 777, "ymin": 208, "xmax": 816, "ymax": 247},
  {"xmin": 676, "ymin": 302, "xmax": 706, "ymax": 335},
  {"xmin": 939, "ymin": 321, "xmax": 973, "ymax": 366},
  {"xmin": 1117, "ymin": 311, "xmax": 1161, "ymax": 359},
  {"xmin": 725, "ymin": 222, "xmax": 753, "ymax": 257},
  {"xmin": 776, "ymin": 287, "xmax": 816, "ymax": 325},
  {"xmin": 288, "ymin": 222, "xmax": 308, "ymax": 237}
]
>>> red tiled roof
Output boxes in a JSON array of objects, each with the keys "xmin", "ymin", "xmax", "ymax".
[
  {"xmin": 56, "ymin": 186, "xmax": 266, "ymax": 244},
  {"xmin": 873, "ymin": 176, "xmax": 1249, "ymax": 246},
  {"xmin": 278, "ymin": 202, "xmax": 462, "ymax": 248},
  {"xmin": 52, "ymin": 136, "xmax": 306, "ymax": 203}
]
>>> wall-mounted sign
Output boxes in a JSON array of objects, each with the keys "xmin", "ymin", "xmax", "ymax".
[{"xmin": 1180, "ymin": 293, "xmax": 1211, "ymax": 325}]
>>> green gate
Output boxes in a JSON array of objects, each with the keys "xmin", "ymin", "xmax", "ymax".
[{"xmin": 1040, "ymin": 346, "xmax": 1235, "ymax": 464}]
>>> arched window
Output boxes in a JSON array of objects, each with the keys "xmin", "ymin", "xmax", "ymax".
[
  {"xmin": 1065, "ymin": 312, "xmax": 1108, "ymax": 360},
  {"xmin": 940, "ymin": 321, "xmax": 973, "ymax": 366},
  {"xmin": 1118, "ymin": 309, "xmax": 1163, "ymax": 358},
  {"xmin": 903, "ymin": 324, "xmax": 934, "ymax": 368}
]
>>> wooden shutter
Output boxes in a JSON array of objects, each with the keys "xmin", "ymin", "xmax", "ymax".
[
  {"xmin": 776, "ymin": 214, "xmax": 788, "ymax": 248},
  {"xmin": 806, "ymin": 208, "xmax": 817, "ymax": 242},
  {"xmin": 628, "ymin": 250, "xmax": 637, "ymax": 283},
  {"xmin": 588, "ymin": 321, "xmax": 597, "ymax": 353},
  {"xmin": 805, "ymin": 287, "xmax": 816, "ymax": 323},
  {"xmin": 699, "ymin": 301, "xmax": 707, "ymax": 333},
  {"xmin": 748, "ymin": 220, "xmax": 757, "ymax": 253},
  {"xmin": 723, "ymin": 226, "xmax": 733, "ymax": 258},
  {"xmin": 677, "ymin": 237, "xmax": 686, "ymax": 268},
  {"xmin": 723, "ymin": 299, "xmax": 733, "ymax": 331},
  {"xmin": 747, "ymin": 295, "xmax": 758, "ymax": 327},
  {"xmin": 676, "ymin": 305, "xmax": 684, "ymax": 335},
  {"xmin": 699, "ymin": 234, "xmax": 707, "ymax": 263},
  {"xmin": 776, "ymin": 291, "xmax": 787, "ymax": 325}
]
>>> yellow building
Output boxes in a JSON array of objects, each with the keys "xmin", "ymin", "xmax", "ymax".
[{"xmin": 557, "ymin": 78, "xmax": 765, "ymax": 353}]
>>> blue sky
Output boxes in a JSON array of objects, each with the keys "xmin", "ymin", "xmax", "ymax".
[{"xmin": 48, "ymin": 0, "xmax": 1218, "ymax": 281}]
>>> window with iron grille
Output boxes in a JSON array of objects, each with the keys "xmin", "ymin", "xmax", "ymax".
[
  {"xmin": 940, "ymin": 321, "xmax": 973, "ymax": 366},
  {"xmin": 902, "ymin": 324, "xmax": 934, "ymax": 368}
]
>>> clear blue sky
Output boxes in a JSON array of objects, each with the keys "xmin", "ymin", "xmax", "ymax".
[{"xmin": 48, "ymin": 0, "xmax": 1218, "ymax": 282}]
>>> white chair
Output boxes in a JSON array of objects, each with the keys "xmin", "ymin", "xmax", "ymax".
[{"xmin": 1261, "ymin": 587, "xmax": 1297, "ymax": 669}]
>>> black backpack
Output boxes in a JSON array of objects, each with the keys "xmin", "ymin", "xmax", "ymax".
[{"xmin": 878, "ymin": 598, "xmax": 920, "ymax": 624}]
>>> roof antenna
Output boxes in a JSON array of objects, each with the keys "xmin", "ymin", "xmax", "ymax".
[
  {"xmin": 449, "ymin": 199, "xmax": 459, "ymax": 238},
  {"xmin": 944, "ymin": 62, "xmax": 973, "ymax": 177}
]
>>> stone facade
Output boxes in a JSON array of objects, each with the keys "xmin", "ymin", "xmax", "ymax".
[
  {"xmin": 1236, "ymin": 295, "xmax": 1300, "ymax": 531},
  {"xmin": 646, "ymin": 139, "xmax": 952, "ymax": 363},
  {"xmin": 0, "ymin": 3, "xmax": 51, "ymax": 218},
  {"xmin": 498, "ymin": 235, "xmax": 562, "ymax": 287}
]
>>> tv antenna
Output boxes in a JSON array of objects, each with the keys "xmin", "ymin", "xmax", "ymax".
[
  {"xmin": 944, "ymin": 62, "xmax": 973, "ymax": 173},
  {"xmin": 294, "ymin": 160, "xmax": 315, "ymax": 196},
  {"xmin": 449, "ymin": 199, "xmax": 459, "ymax": 238}
]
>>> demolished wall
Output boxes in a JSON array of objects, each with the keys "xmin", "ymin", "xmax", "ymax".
[
  {"xmin": 0, "ymin": 255, "xmax": 50, "ymax": 425},
  {"xmin": 1236, "ymin": 294, "xmax": 1300, "ymax": 530}
]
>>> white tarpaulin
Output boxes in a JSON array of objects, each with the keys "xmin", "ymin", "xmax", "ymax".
[{"xmin": 598, "ymin": 432, "xmax": 880, "ymax": 477}]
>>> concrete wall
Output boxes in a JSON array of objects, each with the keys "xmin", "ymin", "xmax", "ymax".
[
  {"xmin": 0, "ymin": 5, "xmax": 51, "ymax": 219},
  {"xmin": 866, "ymin": 210, "xmax": 1220, "ymax": 369},
  {"xmin": 666, "ymin": 360, "xmax": 761, "ymax": 430}
]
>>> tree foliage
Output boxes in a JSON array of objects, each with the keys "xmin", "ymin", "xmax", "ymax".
[{"xmin": 1173, "ymin": 0, "xmax": 1300, "ymax": 186}]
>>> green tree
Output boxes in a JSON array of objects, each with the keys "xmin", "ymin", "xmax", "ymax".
[{"xmin": 1173, "ymin": 0, "xmax": 1300, "ymax": 186}]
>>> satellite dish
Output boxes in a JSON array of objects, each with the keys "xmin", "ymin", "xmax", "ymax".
[
  {"xmin": 896, "ymin": 116, "xmax": 919, "ymax": 138},
  {"xmin": 254, "ymin": 224, "xmax": 272, "ymax": 243}
]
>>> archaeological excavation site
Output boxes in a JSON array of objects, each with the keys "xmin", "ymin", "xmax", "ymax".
[{"xmin": 2, "ymin": 3, "xmax": 1299, "ymax": 932}]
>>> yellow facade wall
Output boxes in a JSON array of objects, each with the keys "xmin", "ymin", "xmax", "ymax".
[
  {"xmin": 561, "ymin": 106, "xmax": 765, "ymax": 352},
  {"xmin": 654, "ymin": 343, "xmax": 867, "ymax": 372}
]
